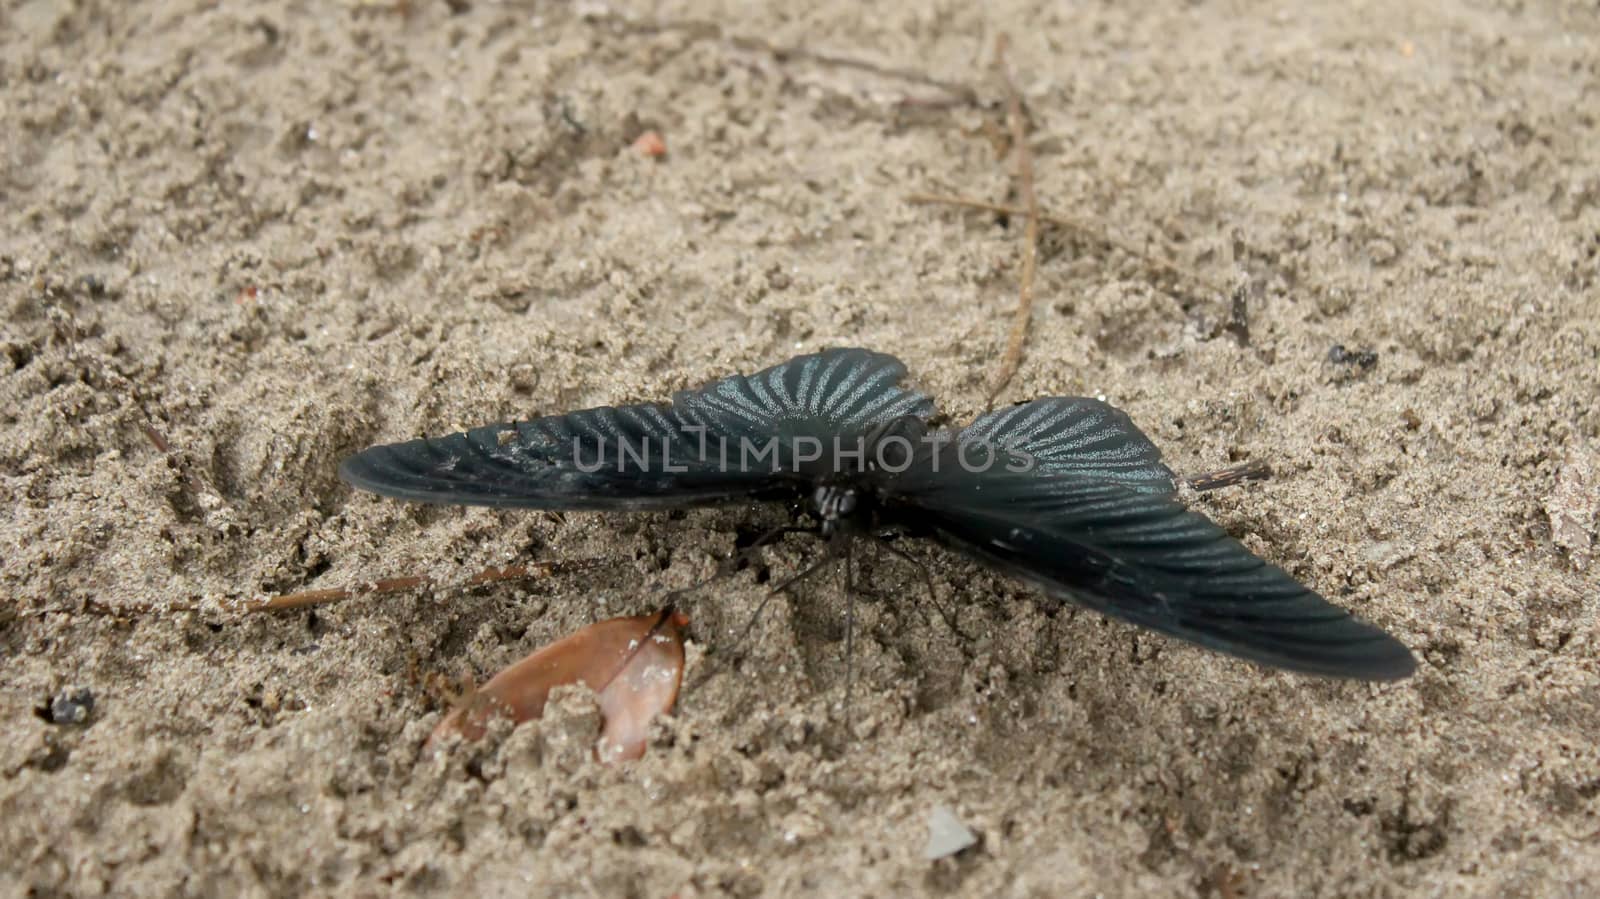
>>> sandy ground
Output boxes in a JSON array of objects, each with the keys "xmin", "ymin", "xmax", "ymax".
[{"xmin": 3, "ymin": 0, "xmax": 1598, "ymax": 895}]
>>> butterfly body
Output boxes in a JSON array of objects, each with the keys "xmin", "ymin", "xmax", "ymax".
[
  {"xmin": 810, "ymin": 484, "xmax": 867, "ymax": 539},
  {"xmin": 341, "ymin": 348, "xmax": 1415, "ymax": 681}
]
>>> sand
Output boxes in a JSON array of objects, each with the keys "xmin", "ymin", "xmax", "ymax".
[{"xmin": 3, "ymin": 1, "xmax": 1598, "ymax": 895}]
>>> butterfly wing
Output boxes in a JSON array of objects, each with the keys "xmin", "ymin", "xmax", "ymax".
[
  {"xmin": 880, "ymin": 405, "xmax": 1414, "ymax": 680},
  {"xmin": 339, "ymin": 348, "xmax": 935, "ymax": 510},
  {"xmin": 672, "ymin": 346, "xmax": 936, "ymax": 468},
  {"xmin": 960, "ymin": 398, "xmax": 1178, "ymax": 495}
]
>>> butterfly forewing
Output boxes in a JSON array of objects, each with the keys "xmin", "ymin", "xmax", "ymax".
[
  {"xmin": 676, "ymin": 347, "xmax": 935, "ymax": 457},
  {"xmin": 339, "ymin": 348, "xmax": 934, "ymax": 509},
  {"xmin": 338, "ymin": 403, "xmax": 762, "ymax": 509}
]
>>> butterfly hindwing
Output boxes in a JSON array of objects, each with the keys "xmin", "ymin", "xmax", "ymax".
[
  {"xmin": 880, "ymin": 441, "xmax": 1414, "ymax": 680},
  {"xmin": 961, "ymin": 397, "xmax": 1177, "ymax": 495}
]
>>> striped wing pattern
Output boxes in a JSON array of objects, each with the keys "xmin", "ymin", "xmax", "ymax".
[
  {"xmin": 961, "ymin": 398, "xmax": 1177, "ymax": 495},
  {"xmin": 883, "ymin": 447, "xmax": 1415, "ymax": 680},
  {"xmin": 339, "ymin": 348, "xmax": 933, "ymax": 509},
  {"xmin": 676, "ymin": 347, "xmax": 935, "ymax": 446},
  {"xmin": 338, "ymin": 401, "xmax": 759, "ymax": 509}
]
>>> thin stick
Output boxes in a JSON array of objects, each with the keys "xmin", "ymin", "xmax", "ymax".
[
  {"xmin": 987, "ymin": 35, "xmax": 1040, "ymax": 406},
  {"xmin": 906, "ymin": 192, "xmax": 1230, "ymax": 297},
  {"xmin": 66, "ymin": 558, "xmax": 602, "ymax": 618},
  {"xmin": 243, "ymin": 559, "xmax": 603, "ymax": 612},
  {"xmin": 593, "ymin": 15, "xmax": 980, "ymax": 108},
  {"xmin": 735, "ymin": 37, "xmax": 980, "ymax": 107},
  {"xmin": 1185, "ymin": 460, "xmax": 1273, "ymax": 492}
]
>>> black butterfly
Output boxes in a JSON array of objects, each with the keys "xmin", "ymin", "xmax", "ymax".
[{"xmin": 340, "ymin": 348, "xmax": 1415, "ymax": 680}]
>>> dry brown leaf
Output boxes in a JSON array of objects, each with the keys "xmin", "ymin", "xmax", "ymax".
[{"xmin": 429, "ymin": 608, "xmax": 688, "ymax": 763}]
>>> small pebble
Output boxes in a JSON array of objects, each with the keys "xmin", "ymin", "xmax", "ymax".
[
  {"xmin": 1328, "ymin": 344, "xmax": 1379, "ymax": 369},
  {"xmin": 48, "ymin": 688, "xmax": 95, "ymax": 725},
  {"xmin": 633, "ymin": 130, "xmax": 667, "ymax": 158}
]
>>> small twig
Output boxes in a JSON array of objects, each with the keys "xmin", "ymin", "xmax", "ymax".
[
  {"xmin": 139, "ymin": 423, "xmax": 172, "ymax": 454},
  {"xmin": 62, "ymin": 558, "xmax": 604, "ymax": 618},
  {"xmin": 1185, "ymin": 460, "xmax": 1273, "ymax": 492},
  {"xmin": 138, "ymin": 419, "xmax": 235, "ymax": 516},
  {"xmin": 740, "ymin": 38, "xmax": 980, "ymax": 107},
  {"xmin": 244, "ymin": 558, "xmax": 605, "ymax": 612},
  {"xmin": 986, "ymin": 34, "xmax": 1040, "ymax": 406},
  {"xmin": 49, "ymin": 307, "xmax": 230, "ymax": 517},
  {"xmin": 906, "ymin": 193, "xmax": 1231, "ymax": 298},
  {"xmin": 591, "ymin": 14, "xmax": 980, "ymax": 108}
]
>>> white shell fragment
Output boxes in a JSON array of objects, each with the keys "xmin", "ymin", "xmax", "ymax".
[{"xmin": 924, "ymin": 805, "xmax": 978, "ymax": 860}]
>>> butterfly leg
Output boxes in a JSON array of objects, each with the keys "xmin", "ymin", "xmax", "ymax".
[
  {"xmin": 663, "ymin": 521, "xmax": 814, "ymax": 610},
  {"xmin": 684, "ymin": 549, "xmax": 839, "ymax": 693},
  {"xmin": 870, "ymin": 536, "xmax": 967, "ymax": 642},
  {"xmin": 842, "ymin": 537, "xmax": 858, "ymax": 728},
  {"xmin": 736, "ymin": 522, "xmax": 817, "ymax": 557},
  {"xmin": 727, "ymin": 550, "xmax": 837, "ymax": 647}
]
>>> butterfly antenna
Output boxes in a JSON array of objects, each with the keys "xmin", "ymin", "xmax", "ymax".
[{"xmin": 872, "ymin": 535, "xmax": 965, "ymax": 641}]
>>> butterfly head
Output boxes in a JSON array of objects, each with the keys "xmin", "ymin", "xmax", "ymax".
[{"xmin": 812, "ymin": 484, "xmax": 866, "ymax": 539}]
